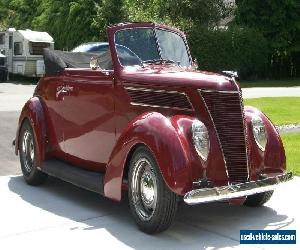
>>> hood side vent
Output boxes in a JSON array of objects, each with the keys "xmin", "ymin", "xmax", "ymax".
[{"xmin": 125, "ymin": 87, "xmax": 193, "ymax": 111}]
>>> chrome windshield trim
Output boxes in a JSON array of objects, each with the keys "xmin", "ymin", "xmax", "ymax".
[{"xmin": 184, "ymin": 172, "xmax": 293, "ymax": 205}]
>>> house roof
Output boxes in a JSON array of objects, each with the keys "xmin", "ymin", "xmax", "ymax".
[{"xmin": 18, "ymin": 29, "xmax": 54, "ymax": 43}]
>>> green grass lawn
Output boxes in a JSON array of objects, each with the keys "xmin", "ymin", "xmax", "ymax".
[
  {"xmin": 281, "ymin": 132, "xmax": 300, "ymax": 176},
  {"xmin": 244, "ymin": 97, "xmax": 300, "ymax": 125},
  {"xmin": 240, "ymin": 78, "xmax": 300, "ymax": 88}
]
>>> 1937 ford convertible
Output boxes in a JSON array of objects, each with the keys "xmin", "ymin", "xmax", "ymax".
[{"xmin": 15, "ymin": 22, "xmax": 293, "ymax": 234}]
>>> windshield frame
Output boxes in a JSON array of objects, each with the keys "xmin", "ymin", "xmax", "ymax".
[{"xmin": 111, "ymin": 23, "xmax": 192, "ymax": 69}]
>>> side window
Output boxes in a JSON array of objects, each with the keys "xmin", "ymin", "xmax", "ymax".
[
  {"xmin": 9, "ymin": 35, "xmax": 13, "ymax": 49},
  {"xmin": 14, "ymin": 42, "xmax": 23, "ymax": 55},
  {"xmin": 0, "ymin": 34, "xmax": 5, "ymax": 45},
  {"xmin": 0, "ymin": 57, "xmax": 4, "ymax": 66},
  {"xmin": 29, "ymin": 42, "xmax": 50, "ymax": 55}
]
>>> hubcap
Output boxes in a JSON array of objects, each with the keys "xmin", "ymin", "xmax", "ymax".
[
  {"xmin": 131, "ymin": 158, "xmax": 157, "ymax": 221},
  {"xmin": 22, "ymin": 130, "xmax": 34, "ymax": 173}
]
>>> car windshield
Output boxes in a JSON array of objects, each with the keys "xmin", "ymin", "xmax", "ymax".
[{"xmin": 114, "ymin": 27, "xmax": 191, "ymax": 67}]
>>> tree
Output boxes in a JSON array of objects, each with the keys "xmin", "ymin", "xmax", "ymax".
[
  {"xmin": 235, "ymin": 0, "xmax": 300, "ymax": 77},
  {"xmin": 0, "ymin": 0, "xmax": 40, "ymax": 29},
  {"xmin": 32, "ymin": 0, "xmax": 99, "ymax": 49}
]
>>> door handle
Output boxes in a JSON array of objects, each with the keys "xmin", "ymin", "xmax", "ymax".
[
  {"xmin": 56, "ymin": 86, "xmax": 70, "ymax": 99},
  {"xmin": 56, "ymin": 85, "xmax": 74, "ymax": 99}
]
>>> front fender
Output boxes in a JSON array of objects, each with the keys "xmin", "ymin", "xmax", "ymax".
[
  {"xmin": 104, "ymin": 112, "xmax": 197, "ymax": 201},
  {"xmin": 245, "ymin": 106, "xmax": 286, "ymax": 180},
  {"xmin": 15, "ymin": 97, "xmax": 47, "ymax": 168}
]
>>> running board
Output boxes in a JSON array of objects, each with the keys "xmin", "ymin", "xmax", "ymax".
[{"xmin": 42, "ymin": 159, "xmax": 104, "ymax": 194}]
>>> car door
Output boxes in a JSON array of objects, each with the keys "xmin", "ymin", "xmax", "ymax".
[
  {"xmin": 61, "ymin": 69, "xmax": 115, "ymax": 172},
  {"xmin": 39, "ymin": 76, "xmax": 68, "ymax": 158}
]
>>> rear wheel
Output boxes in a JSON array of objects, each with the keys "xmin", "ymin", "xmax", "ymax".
[
  {"xmin": 19, "ymin": 120, "xmax": 47, "ymax": 185},
  {"xmin": 243, "ymin": 191, "xmax": 273, "ymax": 207},
  {"xmin": 128, "ymin": 146, "xmax": 178, "ymax": 234}
]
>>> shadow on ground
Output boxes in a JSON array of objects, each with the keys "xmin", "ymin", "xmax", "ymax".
[{"xmin": 8, "ymin": 176, "xmax": 291, "ymax": 249}]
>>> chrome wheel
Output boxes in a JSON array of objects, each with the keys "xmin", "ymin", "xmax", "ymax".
[
  {"xmin": 21, "ymin": 130, "xmax": 35, "ymax": 173},
  {"xmin": 131, "ymin": 158, "xmax": 158, "ymax": 221}
]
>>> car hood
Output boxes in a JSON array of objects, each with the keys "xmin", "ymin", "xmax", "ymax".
[{"xmin": 120, "ymin": 66, "xmax": 238, "ymax": 91}]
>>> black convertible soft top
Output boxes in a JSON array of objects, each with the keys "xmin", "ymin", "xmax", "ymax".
[{"xmin": 43, "ymin": 49, "xmax": 113, "ymax": 75}]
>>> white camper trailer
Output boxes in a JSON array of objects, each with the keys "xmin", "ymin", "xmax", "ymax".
[{"xmin": 0, "ymin": 28, "xmax": 54, "ymax": 77}]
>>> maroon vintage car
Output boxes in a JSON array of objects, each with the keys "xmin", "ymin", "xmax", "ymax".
[{"xmin": 15, "ymin": 22, "xmax": 292, "ymax": 234}]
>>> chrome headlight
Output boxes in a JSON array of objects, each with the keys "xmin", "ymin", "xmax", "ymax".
[
  {"xmin": 192, "ymin": 120, "xmax": 210, "ymax": 161},
  {"xmin": 252, "ymin": 115, "xmax": 267, "ymax": 151}
]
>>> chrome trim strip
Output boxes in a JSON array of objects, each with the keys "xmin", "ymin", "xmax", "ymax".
[
  {"xmin": 130, "ymin": 102, "xmax": 193, "ymax": 111},
  {"xmin": 233, "ymin": 79, "xmax": 250, "ymax": 181},
  {"xmin": 125, "ymin": 86, "xmax": 185, "ymax": 95},
  {"xmin": 201, "ymin": 89, "xmax": 240, "ymax": 94},
  {"xmin": 125, "ymin": 86, "xmax": 194, "ymax": 111},
  {"xmin": 184, "ymin": 172, "xmax": 293, "ymax": 205}
]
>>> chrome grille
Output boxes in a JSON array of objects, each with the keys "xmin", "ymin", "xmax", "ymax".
[
  {"xmin": 126, "ymin": 87, "xmax": 193, "ymax": 111},
  {"xmin": 200, "ymin": 90, "xmax": 249, "ymax": 183}
]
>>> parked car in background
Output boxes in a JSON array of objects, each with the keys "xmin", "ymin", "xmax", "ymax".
[
  {"xmin": 72, "ymin": 42, "xmax": 108, "ymax": 53},
  {"xmin": 15, "ymin": 22, "xmax": 293, "ymax": 234}
]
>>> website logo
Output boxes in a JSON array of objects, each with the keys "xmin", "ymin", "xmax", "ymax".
[{"xmin": 240, "ymin": 230, "xmax": 296, "ymax": 244}]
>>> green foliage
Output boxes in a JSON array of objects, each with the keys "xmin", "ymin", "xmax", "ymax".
[
  {"xmin": 244, "ymin": 97, "xmax": 300, "ymax": 125},
  {"xmin": 31, "ymin": 0, "xmax": 99, "ymax": 49},
  {"xmin": 281, "ymin": 132, "xmax": 300, "ymax": 176},
  {"xmin": 0, "ymin": 0, "xmax": 298, "ymax": 79},
  {"xmin": 236, "ymin": 0, "xmax": 300, "ymax": 52},
  {"xmin": 188, "ymin": 26, "xmax": 269, "ymax": 79},
  {"xmin": 0, "ymin": 0, "xmax": 40, "ymax": 29},
  {"xmin": 165, "ymin": 0, "xmax": 232, "ymax": 28},
  {"xmin": 235, "ymin": 0, "xmax": 300, "ymax": 78},
  {"xmin": 93, "ymin": 0, "xmax": 126, "ymax": 41}
]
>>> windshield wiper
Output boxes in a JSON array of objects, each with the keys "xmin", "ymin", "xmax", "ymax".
[{"xmin": 143, "ymin": 59, "xmax": 178, "ymax": 65}]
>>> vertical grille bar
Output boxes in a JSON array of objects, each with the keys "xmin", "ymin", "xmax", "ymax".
[{"xmin": 200, "ymin": 90, "xmax": 249, "ymax": 183}]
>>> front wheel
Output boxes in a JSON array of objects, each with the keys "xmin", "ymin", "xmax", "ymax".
[
  {"xmin": 19, "ymin": 119, "xmax": 48, "ymax": 185},
  {"xmin": 128, "ymin": 146, "xmax": 178, "ymax": 234}
]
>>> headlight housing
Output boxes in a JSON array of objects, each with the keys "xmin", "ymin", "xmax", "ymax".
[
  {"xmin": 192, "ymin": 120, "xmax": 210, "ymax": 161},
  {"xmin": 251, "ymin": 115, "xmax": 267, "ymax": 151}
]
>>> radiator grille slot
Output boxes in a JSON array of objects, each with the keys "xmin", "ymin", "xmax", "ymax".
[
  {"xmin": 200, "ymin": 90, "xmax": 249, "ymax": 183},
  {"xmin": 126, "ymin": 87, "xmax": 193, "ymax": 110}
]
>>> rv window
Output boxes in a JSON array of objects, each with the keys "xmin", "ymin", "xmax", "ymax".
[
  {"xmin": 9, "ymin": 35, "xmax": 13, "ymax": 49},
  {"xmin": 29, "ymin": 42, "xmax": 50, "ymax": 55},
  {"xmin": 0, "ymin": 34, "xmax": 5, "ymax": 45},
  {"xmin": 14, "ymin": 42, "xmax": 23, "ymax": 55}
]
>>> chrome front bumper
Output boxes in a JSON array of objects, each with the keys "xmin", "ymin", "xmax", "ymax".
[{"xmin": 184, "ymin": 172, "xmax": 293, "ymax": 205}]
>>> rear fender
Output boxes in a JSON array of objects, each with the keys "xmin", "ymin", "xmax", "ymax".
[
  {"xmin": 15, "ymin": 97, "xmax": 47, "ymax": 168},
  {"xmin": 104, "ymin": 112, "xmax": 196, "ymax": 201}
]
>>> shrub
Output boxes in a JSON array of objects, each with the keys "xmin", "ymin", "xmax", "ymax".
[{"xmin": 187, "ymin": 26, "xmax": 269, "ymax": 80}]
